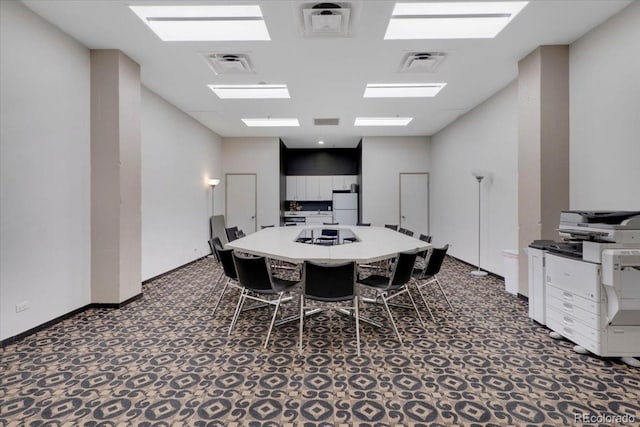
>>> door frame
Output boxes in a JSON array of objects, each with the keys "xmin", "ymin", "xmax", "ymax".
[
  {"xmin": 225, "ymin": 173, "xmax": 258, "ymax": 233},
  {"xmin": 399, "ymin": 172, "xmax": 430, "ymax": 235}
]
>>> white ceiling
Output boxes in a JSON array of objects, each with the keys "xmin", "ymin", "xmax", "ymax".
[{"xmin": 23, "ymin": 0, "xmax": 631, "ymax": 148}]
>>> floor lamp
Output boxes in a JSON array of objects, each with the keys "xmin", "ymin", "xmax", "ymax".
[
  {"xmin": 208, "ymin": 178, "xmax": 220, "ymax": 254},
  {"xmin": 471, "ymin": 172, "xmax": 488, "ymax": 277}
]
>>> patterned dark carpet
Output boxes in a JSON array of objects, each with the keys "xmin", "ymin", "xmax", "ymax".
[{"xmin": 1, "ymin": 255, "xmax": 639, "ymax": 426}]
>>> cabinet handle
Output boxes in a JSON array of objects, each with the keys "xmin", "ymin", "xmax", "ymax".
[
  {"xmin": 562, "ymin": 292, "xmax": 573, "ymax": 301},
  {"xmin": 562, "ymin": 303, "xmax": 573, "ymax": 313},
  {"xmin": 563, "ymin": 316, "xmax": 573, "ymax": 325}
]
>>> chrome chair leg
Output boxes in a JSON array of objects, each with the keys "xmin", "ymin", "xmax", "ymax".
[
  {"xmin": 355, "ymin": 296, "xmax": 361, "ymax": 356},
  {"xmin": 228, "ymin": 289, "xmax": 246, "ymax": 335},
  {"xmin": 381, "ymin": 294, "xmax": 403, "ymax": 344},
  {"xmin": 404, "ymin": 285, "xmax": 426, "ymax": 328},
  {"xmin": 264, "ymin": 294, "xmax": 283, "ymax": 348},
  {"xmin": 298, "ymin": 294, "xmax": 305, "ymax": 353},
  {"xmin": 206, "ymin": 270, "xmax": 225, "ymax": 304},
  {"xmin": 435, "ymin": 277, "xmax": 454, "ymax": 310},
  {"xmin": 211, "ymin": 278, "xmax": 230, "ymax": 316},
  {"xmin": 414, "ymin": 282, "xmax": 437, "ymax": 323}
]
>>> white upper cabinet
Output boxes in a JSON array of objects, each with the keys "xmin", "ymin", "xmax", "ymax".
[
  {"xmin": 286, "ymin": 176, "xmax": 307, "ymax": 200},
  {"xmin": 286, "ymin": 176, "xmax": 297, "ymax": 200},
  {"xmin": 287, "ymin": 175, "xmax": 357, "ymax": 200},
  {"xmin": 331, "ymin": 175, "xmax": 358, "ymax": 191},
  {"xmin": 318, "ymin": 176, "xmax": 333, "ymax": 200}
]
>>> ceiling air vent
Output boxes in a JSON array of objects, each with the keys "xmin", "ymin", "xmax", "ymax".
[
  {"xmin": 202, "ymin": 53, "xmax": 254, "ymax": 75},
  {"xmin": 399, "ymin": 52, "xmax": 447, "ymax": 73},
  {"xmin": 301, "ymin": 2, "xmax": 352, "ymax": 37},
  {"xmin": 314, "ymin": 118, "xmax": 340, "ymax": 126}
]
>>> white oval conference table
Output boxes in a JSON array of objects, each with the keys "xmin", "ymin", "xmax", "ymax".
[{"xmin": 225, "ymin": 225, "xmax": 430, "ymax": 264}]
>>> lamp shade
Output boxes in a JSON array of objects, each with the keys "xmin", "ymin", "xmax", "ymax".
[{"xmin": 208, "ymin": 178, "xmax": 220, "ymax": 187}]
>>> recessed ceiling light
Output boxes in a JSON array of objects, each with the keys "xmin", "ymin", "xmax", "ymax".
[
  {"xmin": 242, "ymin": 118, "xmax": 300, "ymax": 127},
  {"xmin": 318, "ymin": 140, "xmax": 325, "ymax": 145},
  {"xmin": 208, "ymin": 84, "xmax": 290, "ymax": 99},
  {"xmin": 129, "ymin": 5, "xmax": 271, "ymax": 41},
  {"xmin": 354, "ymin": 117, "xmax": 413, "ymax": 126},
  {"xmin": 363, "ymin": 83, "xmax": 446, "ymax": 98},
  {"xmin": 384, "ymin": 1, "xmax": 528, "ymax": 39}
]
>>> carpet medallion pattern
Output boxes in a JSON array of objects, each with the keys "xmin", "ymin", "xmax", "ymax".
[{"xmin": 1, "ymin": 256, "xmax": 639, "ymax": 426}]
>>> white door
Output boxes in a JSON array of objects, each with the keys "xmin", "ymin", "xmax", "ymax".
[
  {"xmin": 400, "ymin": 173, "xmax": 429, "ymax": 236},
  {"xmin": 226, "ymin": 174, "xmax": 257, "ymax": 234}
]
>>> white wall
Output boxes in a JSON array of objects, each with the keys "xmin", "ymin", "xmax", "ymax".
[
  {"xmin": 221, "ymin": 138, "xmax": 281, "ymax": 230},
  {"xmin": 0, "ymin": 1, "xmax": 91, "ymax": 340},
  {"xmin": 570, "ymin": 0, "xmax": 640, "ymax": 210},
  {"xmin": 141, "ymin": 88, "xmax": 222, "ymax": 281},
  {"xmin": 430, "ymin": 81, "xmax": 519, "ymax": 275},
  {"xmin": 361, "ymin": 136, "xmax": 431, "ymax": 227}
]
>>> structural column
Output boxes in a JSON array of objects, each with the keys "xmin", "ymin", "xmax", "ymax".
[
  {"xmin": 518, "ymin": 45, "xmax": 570, "ymax": 295},
  {"xmin": 90, "ymin": 50, "xmax": 141, "ymax": 304}
]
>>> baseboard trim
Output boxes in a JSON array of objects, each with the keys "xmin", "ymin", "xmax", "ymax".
[
  {"xmin": 448, "ymin": 255, "xmax": 504, "ymax": 280},
  {"xmin": 1, "ymin": 292, "xmax": 143, "ymax": 349},
  {"xmin": 142, "ymin": 256, "xmax": 207, "ymax": 284}
]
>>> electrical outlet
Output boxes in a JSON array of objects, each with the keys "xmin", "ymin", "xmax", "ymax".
[{"xmin": 16, "ymin": 301, "xmax": 29, "ymax": 313}]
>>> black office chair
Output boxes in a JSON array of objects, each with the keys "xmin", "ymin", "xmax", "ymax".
[
  {"xmin": 357, "ymin": 222, "xmax": 371, "ymax": 226},
  {"xmin": 229, "ymin": 253, "xmax": 300, "ymax": 348},
  {"xmin": 261, "ymin": 225, "xmax": 275, "ymax": 229},
  {"xmin": 417, "ymin": 234, "xmax": 432, "ymax": 260},
  {"xmin": 225, "ymin": 226, "xmax": 239, "ymax": 242},
  {"xmin": 315, "ymin": 229, "xmax": 339, "ymax": 245},
  {"xmin": 209, "ymin": 236, "xmax": 224, "ymax": 263},
  {"xmin": 299, "ymin": 261, "xmax": 360, "ymax": 356},
  {"xmin": 235, "ymin": 229, "xmax": 246, "ymax": 239},
  {"xmin": 357, "ymin": 251, "xmax": 424, "ymax": 344},
  {"xmin": 384, "ymin": 224, "xmax": 398, "ymax": 231},
  {"xmin": 413, "ymin": 245, "xmax": 453, "ymax": 313},
  {"xmin": 399, "ymin": 228, "xmax": 414, "ymax": 237},
  {"xmin": 210, "ymin": 247, "xmax": 241, "ymax": 316}
]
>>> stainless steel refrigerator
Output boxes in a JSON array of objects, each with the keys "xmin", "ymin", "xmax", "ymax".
[{"xmin": 332, "ymin": 192, "xmax": 358, "ymax": 225}]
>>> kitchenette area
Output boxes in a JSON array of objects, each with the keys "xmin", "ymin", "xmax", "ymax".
[
  {"xmin": 283, "ymin": 175, "xmax": 359, "ymax": 226},
  {"xmin": 281, "ymin": 146, "xmax": 362, "ymax": 227}
]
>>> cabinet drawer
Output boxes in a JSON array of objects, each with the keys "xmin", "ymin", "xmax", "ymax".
[
  {"xmin": 546, "ymin": 284, "xmax": 602, "ymax": 316},
  {"xmin": 546, "ymin": 308, "xmax": 602, "ymax": 354},
  {"xmin": 547, "ymin": 291, "xmax": 602, "ymax": 327},
  {"xmin": 547, "ymin": 306, "xmax": 601, "ymax": 339},
  {"xmin": 545, "ymin": 254, "xmax": 601, "ymax": 302}
]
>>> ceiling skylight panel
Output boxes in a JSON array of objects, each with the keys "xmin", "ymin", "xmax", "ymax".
[
  {"xmin": 363, "ymin": 83, "xmax": 446, "ymax": 98},
  {"xmin": 129, "ymin": 5, "xmax": 271, "ymax": 41},
  {"xmin": 208, "ymin": 84, "xmax": 290, "ymax": 99},
  {"xmin": 384, "ymin": 1, "xmax": 528, "ymax": 39},
  {"xmin": 242, "ymin": 118, "xmax": 300, "ymax": 127}
]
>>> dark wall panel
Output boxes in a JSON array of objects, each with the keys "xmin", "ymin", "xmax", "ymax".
[{"xmin": 285, "ymin": 148, "xmax": 359, "ymax": 175}]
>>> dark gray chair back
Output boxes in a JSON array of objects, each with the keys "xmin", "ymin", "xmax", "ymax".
[
  {"xmin": 423, "ymin": 245, "xmax": 449, "ymax": 277},
  {"xmin": 385, "ymin": 224, "xmax": 398, "ymax": 231},
  {"xmin": 389, "ymin": 251, "xmax": 419, "ymax": 288},
  {"xmin": 232, "ymin": 253, "xmax": 272, "ymax": 292},
  {"xmin": 225, "ymin": 226, "xmax": 239, "ymax": 242},
  {"xmin": 303, "ymin": 261, "xmax": 356, "ymax": 302},
  {"xmin": 216, "ymin": 248, "xmax": 237, "ymax": 281}
]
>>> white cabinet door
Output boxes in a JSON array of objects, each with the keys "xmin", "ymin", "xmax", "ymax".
[
  {"xmin": 332, "ymin": 175, "xmax": 345, "ymax": 191},
  {"xmin": 286, "ymin": 176, "xmax": 297, "ymax": 200},
  {"xmin": 318, "ymin": 176, "xmax": 333, "ymax": 200},
  {"xmin": 305, "ymin": 176, "xmax": 319, "ymax": 200},
  {"xmin": 296, "ymin": 176, "xmax": 307, "ymax": 200},
  {"xmin": 345, "ymin": 175, "xmax": 358, "ymax": 191}
]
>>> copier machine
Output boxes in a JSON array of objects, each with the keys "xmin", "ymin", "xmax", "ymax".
[{"xmin": 528, "ymin": 211, "xmax": 640, "ymax": 367}]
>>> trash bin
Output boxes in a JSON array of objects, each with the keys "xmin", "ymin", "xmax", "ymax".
[{"xmin": 502, "ymin": 249, "xmax": 519, "ymax": 295}]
